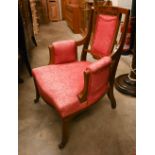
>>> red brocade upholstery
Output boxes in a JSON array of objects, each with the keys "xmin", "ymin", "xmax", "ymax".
[
  {"xmin": 91, "ymin": 15, "xmax": 118, "ymax": 57},
  {"xmin": 32, "ymin": 62, "xmax": 90, "ymax": 118},
  {"xmin": 86, "ymin": 57, "xmax": 112, "ymax": 101},
  {"xmin": 49, "ymin": 40, "xmax": 77, "ymax": 64},
  {"xmin": 32, "ymin": 57, "xmax": 111, "ymax": 118}
]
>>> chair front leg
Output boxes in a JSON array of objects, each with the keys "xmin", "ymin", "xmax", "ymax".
[
  {"xmin": 59, "ymin": 118, "xmax": 70, "ymax": 149},
  {"xmin": 33, "ymin": 78, "xmax": 40, "ymax": 103}
]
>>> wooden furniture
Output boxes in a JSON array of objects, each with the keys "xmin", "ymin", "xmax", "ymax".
[
  {"xmin": 32, "ymin": 6, "xmax": 130, "ymax": 149},
  {"xmin": 48, "ymin": 0, "xmax": 60, "ymax": 21},
  {"xmin": 63, "ymin": 0, "xmax": 81, "ymax": 33},
  {"xmin": 87, "ymin": 0, "xmax": 112, "ymax": 7},
  {"xmin": 61, "ymin": 0, "xmax": 87, "ymax": 34},
  {"xmin": 79, "ymin": 0, "xmax": 87, "ymax": 35},
  {"xmin": 35, "ymin": 0, "xmax": 50, "ymax": 24},
  {"xmin": 61, "ymin": 0, "xmax": 94, "ymax": 34},
  {"xmin": 61, "ymin": 0, "xmax": 66, "ymax": 19},
  {"xmin": 80, "ymin": 0, "xmax": 113, "ymax": 35},
  {"xmin": 18, "ymin": 0, "xmax": 37, "ymax": 76},
  {"xmin": 29, "ymin": 0, "xmax": 39, "ymax": 35}
]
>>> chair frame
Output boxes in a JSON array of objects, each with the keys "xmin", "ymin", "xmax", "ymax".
[{"xmin": 33, "ymin": 5, "xmax": 130, "ymax": 149}]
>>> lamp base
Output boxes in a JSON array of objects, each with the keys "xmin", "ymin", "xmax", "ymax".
[{"xmin": 115, "ymin": 74, "xmax": 136, "ymax": 97}]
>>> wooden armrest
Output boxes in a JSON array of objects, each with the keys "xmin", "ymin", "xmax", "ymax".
[{"xmin": 78, "ymin": 70, "xmax": 90, "ymax": 103}]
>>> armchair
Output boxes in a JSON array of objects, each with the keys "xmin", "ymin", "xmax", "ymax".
[{"xmin": 32, "ymin": 6, "xmax": 130, "ymax": 148}]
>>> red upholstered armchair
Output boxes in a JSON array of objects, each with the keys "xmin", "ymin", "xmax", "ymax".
[{"xmin": 32, "ymin": 6, "xmax": 130, "ymax": 148}]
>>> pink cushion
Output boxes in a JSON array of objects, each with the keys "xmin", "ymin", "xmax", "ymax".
[
  {"xmin": 51, "ymin": 40, "xmax": 77, "ymax": 64},
  {"xmin": 91, "ymin": 15, "xmax": 118, "ymax": 57},
  {"xmin": 32, "ymin": 62, "xmax": 91, "ymax": 118},
  {"xmin": 86, "ymin": 57, "xmax": 112, "ymax": 101},
  {"xmin": 86, "ymin": 56, "xmax": 111, "ymax": 73}
]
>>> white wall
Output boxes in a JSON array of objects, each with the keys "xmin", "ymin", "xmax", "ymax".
[
  {"xmin": 117, "ymin": 0, "xmax": 132, "ymax": 9},
  {"xmin": 112, "ymin": 0, "xmax": 118, "ymax": 6}
]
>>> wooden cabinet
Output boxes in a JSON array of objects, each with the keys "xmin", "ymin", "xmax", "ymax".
[
  {"xmin": 18, "ymin": 0, "xmax": 36, "ymax": 51},
  {"xmin": 61, "ymin": 0, "xmax": 86, "ymax": 34},
  {"xmin": 48, "ymin": 0, "xmax": 60, "ymax": 21},
  {"xmin": 18, "ymin": 0, "xmax": 37, "ymax": 76},
  {"xmin": 36, "ymin": 0, "xmax": 60, "ymax": 23},
  {"xmin": 36, "ymin": 0, "xmax": 50, "ymax": 24},
  {"xmin": 61, "ymin": 0, "xmax": 67, "ymax": 19},
  {"xmin": 29, "ymin": 0, "xmax": 39, "ymax": 35},
  {"xmin": 65, "ymin": 4, "xmax": 80, "ymax": 33},
  {"xmin": 79, "ymin": 0, "xmax": 87, "ymax": 35}
]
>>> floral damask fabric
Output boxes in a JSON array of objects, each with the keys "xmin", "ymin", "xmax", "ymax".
[
  {"xmin": 92, "ymin": 15, "xmax": 118, "ymax": 57},
  {"xmin": 32, "ymin": 57, "xmax": 111, "ymax": 118}
]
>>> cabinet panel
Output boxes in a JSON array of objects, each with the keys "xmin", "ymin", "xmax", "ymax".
[
  {"xmin": 37, "ymin": 0, "xmax": 50, "ymax": 24},
  {"xmin": 48, "ymin": 0, "xmax": 60, "ymax": 21},
  {"xmin": 61, "ymin": 0, "xmax": 86, "ymax": 34}
]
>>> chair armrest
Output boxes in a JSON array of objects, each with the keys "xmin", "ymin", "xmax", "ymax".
[
  {"xmin": 78, "ymin": 56, "xmax": 112, "ymax": 103},
  {"xmin": 48, "ymin": 40, "xmax": 77, "ymax": 64},
  {"xmin": 86, "ymin": 56, "xmax": 111, "ymax": 72}
]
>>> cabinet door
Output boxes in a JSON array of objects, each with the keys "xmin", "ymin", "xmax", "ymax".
[
  {"xmin": 79, "ymin": 0, "xmax": 87, "ymax": 35},
  {"xmin": 48, "ymin": 0, "xmax": 60, "ymax": 21}
]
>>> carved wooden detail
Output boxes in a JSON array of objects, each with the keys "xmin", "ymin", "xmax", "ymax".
[
  {"xmin": 48, "ymin": 0, "xmax": 61, "ymax": 21},
  {"xmin": 35, "ymin": 0, "xmax": 50, "ymax": 24},
  {"xmin": 29, "ymin": 0, "xmax": 39, "ymax": 35}
]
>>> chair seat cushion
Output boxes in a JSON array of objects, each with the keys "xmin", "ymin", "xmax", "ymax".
[
  {"xmin": 32, "ymin": 61, "xmax": 89, "ymax": 118},
  {"xmin": 32, "ymin": 61, "xmax": 108, "ymax": 118}
]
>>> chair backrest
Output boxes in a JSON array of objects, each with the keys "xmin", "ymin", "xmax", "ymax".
[
  {"xmin": 81, "ymin": 6, "xmax": 130, "ymax": 60},
  {"xmin": 91, "ymin": 14, "xmax": 120, "ymax": 58}
]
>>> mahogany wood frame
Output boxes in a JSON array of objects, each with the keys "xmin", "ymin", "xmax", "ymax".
[{"xmin": 33, "ymin": 6, "xmax": 130, "ymax": 149}]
